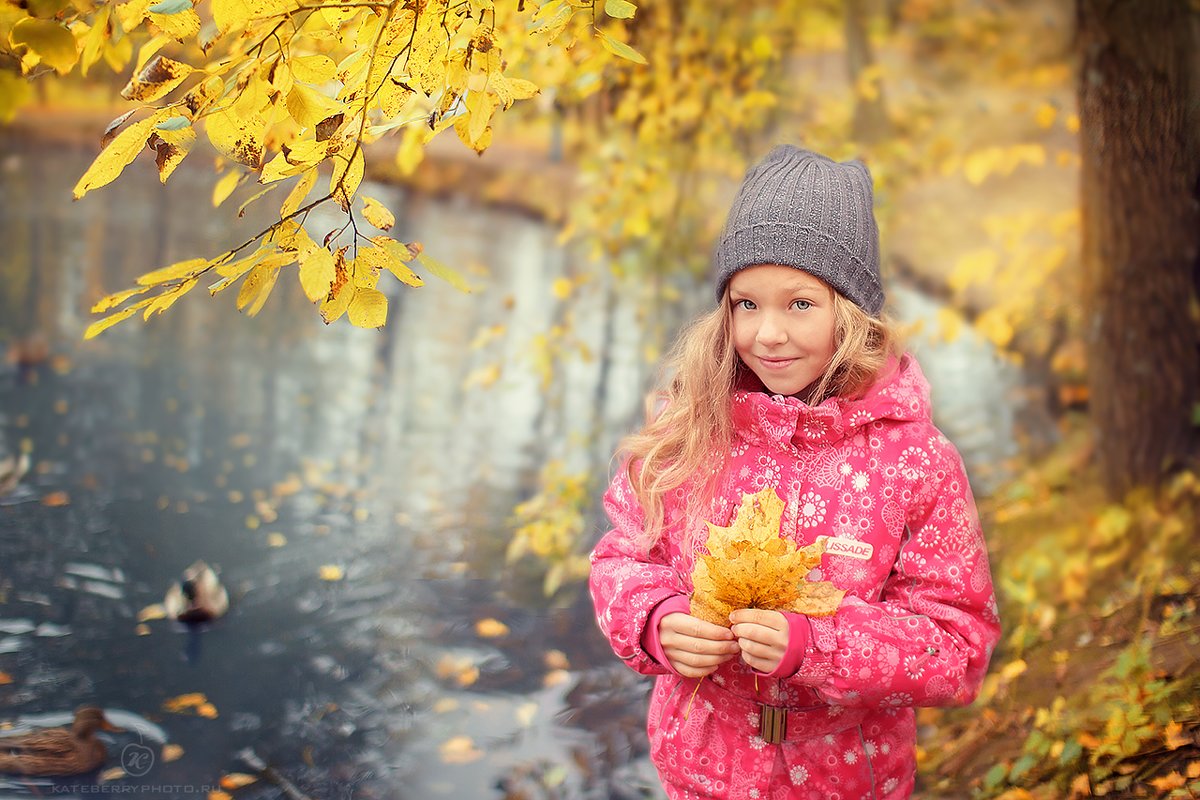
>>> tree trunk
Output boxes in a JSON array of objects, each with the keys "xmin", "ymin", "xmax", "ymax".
[
  {"xmin": 845, "ymin": 0, "xmax": 891, "ymax": 144},
  {"xmin": 1076, "ymin": 0, "xmax": 1200, "ymax": 496}
]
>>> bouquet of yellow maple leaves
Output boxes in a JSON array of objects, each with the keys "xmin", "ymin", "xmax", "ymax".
[{"xmin": 690, "ymin": 487, "xmax": 845, "ymax": 626}]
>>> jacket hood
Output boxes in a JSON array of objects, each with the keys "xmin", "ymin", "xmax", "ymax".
[{"xmin": 731, "ymin": 353, "xmax": 932, "ymax": 448}]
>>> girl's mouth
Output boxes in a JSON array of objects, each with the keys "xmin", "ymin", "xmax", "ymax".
[{"xmin": 757, "ymin": 356, "xmax": 798, "ymax": 370}]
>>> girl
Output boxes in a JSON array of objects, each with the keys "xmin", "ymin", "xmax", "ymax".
[{"xmin": 589, "ymin": 145, "xmax": 1000, "ymax": 800}]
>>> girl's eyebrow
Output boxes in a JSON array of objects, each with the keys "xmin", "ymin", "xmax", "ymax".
[{"xmin": 780, "ymin": 279, "xmax": 827, "ymax": 294}]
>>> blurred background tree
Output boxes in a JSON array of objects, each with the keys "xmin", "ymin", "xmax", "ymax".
[{"xmin": 1075, "ymin": 0, "xmax": 1199, "ymax": 498}]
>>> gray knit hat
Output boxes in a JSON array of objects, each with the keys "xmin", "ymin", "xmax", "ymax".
[{"xmin": 712, "ymin": 145, "xmax": 884, "ymax": 316}]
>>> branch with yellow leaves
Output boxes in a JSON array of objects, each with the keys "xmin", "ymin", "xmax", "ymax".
[{"xmin": 0, "ymin": 0, "xmax": 650, "ymax": 335}]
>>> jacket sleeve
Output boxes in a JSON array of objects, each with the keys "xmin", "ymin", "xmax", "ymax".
[
  {"xmin": 784, "ymin": 438, "xmax": 1001, "ymax": 708},
  {"xmin": 589, "ymin": 465, "xmax": 690, "ymax": 676}
]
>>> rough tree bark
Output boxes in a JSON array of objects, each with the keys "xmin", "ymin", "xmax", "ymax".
[{"xmin": 1075, "ymin": 0, "xmax": 1200, "ymax": 497}]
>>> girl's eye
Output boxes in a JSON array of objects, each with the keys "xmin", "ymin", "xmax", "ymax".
[
  {"xmin": 793, "ymin": 300, "xmax": 812, "ymax": 310},
  {"xmin": 734, "ymin": 299, "xmax": 756, "ymax": 311}
]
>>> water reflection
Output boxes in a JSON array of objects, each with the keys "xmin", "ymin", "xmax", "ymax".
[{"xmin": 0, "ymin": 137, "xmax": 658, "ymax": 799}]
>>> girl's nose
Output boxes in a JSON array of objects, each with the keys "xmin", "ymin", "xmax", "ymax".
[{"xmin": 756, "ymin": 313, "xmax": 788, "ymax": 346}]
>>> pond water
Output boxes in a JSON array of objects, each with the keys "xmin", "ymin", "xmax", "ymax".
[{"xmin": 0, "ymin": 135, "xmax": 1021, "ymax": 799}]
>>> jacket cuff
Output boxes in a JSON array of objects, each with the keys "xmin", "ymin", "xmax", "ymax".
[
  {"xmin": 762, "ymin": 612, "xmax": 811, "ymax": 679},
  {"xmin": 789, "ymin": 613, "xmax": 837, "ymax": 686},
  {"xmin": 641, "ymin": 595, "xmax": 692, "ymax": 671}
]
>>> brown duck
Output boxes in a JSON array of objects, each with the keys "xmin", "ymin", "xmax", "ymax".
[{"xmin": 0, "ymin": 707, "xmax": 121, "ymax": 775}]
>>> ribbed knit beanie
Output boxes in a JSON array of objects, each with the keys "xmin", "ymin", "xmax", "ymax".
[{"xmin": 712, "ymin": 145, "xmax": 884, "ymax": 317}]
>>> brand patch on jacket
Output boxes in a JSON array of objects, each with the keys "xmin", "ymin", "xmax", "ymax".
[{"xmin": 820, "ymin": 536, "xmax": 874, "ymax": 560}]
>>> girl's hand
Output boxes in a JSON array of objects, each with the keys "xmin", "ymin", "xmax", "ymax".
[
  {"xmin": 658, "ymin": 612, "xmax": 740, "ymax": 678},
  {"xmin": 729, "ymin": 609, "xmax": 789, "ymax": 674}
]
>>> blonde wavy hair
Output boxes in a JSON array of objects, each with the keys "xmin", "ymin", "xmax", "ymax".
[{"xmin": 618, "ymin": 283, "xmax": 902, "ymax": 551}]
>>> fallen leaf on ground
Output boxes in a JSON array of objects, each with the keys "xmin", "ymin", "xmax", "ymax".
[
  {"xmin": 319, "ymin": 565, "xmax": 344, "ymax": 581},
  {"xmin": 543, "ymin": 649, "xmax": 570, "ymax": 670},
  {"xmin": 162, "ymin": 744, "xmax": 184, "ymax": 762},
  {"xmin": 41, "ymin": 491, "xmax": 70, "ymax": 507},
  {"xmin": 163, "ymin": 693, "xmax": 207, "ymax": 711},
  {"xmin": 474, "ymin": 618, "xmax": 509, "ymax": 638},
  {"xmin": 994, "ymin": 790, "xmax": 1033, "ymax": 800},
  {"xmin": 435, "ymin": 654, "xmax": 479, "ymax": 687},
  {"xmin": 1000, "ymin": 659, "xmax": 1028, "ymax": 682},
  {"xmin": 1164, "ymin": 720, "xmax": 1189, "ymax": 750},
  {"xmin": 439, "ymin": 735, "xmax": 483, "ymax": 764},
  {"xmin": 99, "ymin": 767, "xmax": 126, "ymax": 781},
  {"xmin": 163, "ymin": 693, "xmax": 217, "ymax": 717},
  {"xmin": 266, "ymin": 532, "xmax": 287, "ymax": 547},
  {"xmin": 690, "ymin": 487, "xmax": 844, "ymax": 626},
  {"xmin": 219, "ymin": 773, "xmax": 257, "ymax": 789},
  {"xmin": 543, "ymin": 669, "xmax": 570, "ymax": 688},
  {"xmin": 1149, "ymin": 772, "xmax": 1185, "ymax": 792},
  {"xmin": 0, "ymin": 672, "xmax": 11, "ymax": 685},
  {"xmin": 138, "ymin": 604, "xmax": 167, "ymax": 622}
]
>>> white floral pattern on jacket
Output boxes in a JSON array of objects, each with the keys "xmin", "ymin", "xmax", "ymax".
[{"xmin": 589, "ymin": 354, "xmax": 1000, "ymax": 800}]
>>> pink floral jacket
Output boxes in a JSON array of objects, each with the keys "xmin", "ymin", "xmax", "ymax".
[{"xmin": 589, "ymin": 355, "xmax": 1000, "ymax": 799}]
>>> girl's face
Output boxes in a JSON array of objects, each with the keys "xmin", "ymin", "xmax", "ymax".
[{"xmin": 729, "ymin": 264, "xmax": 837, "ymax": 399}]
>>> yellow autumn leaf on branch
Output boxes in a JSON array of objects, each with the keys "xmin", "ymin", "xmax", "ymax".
[
  {"xmin": 137, "ymin": 257, "xmax": 208, "ymax": 286},
  {"xmin": 236, "ymin": 262, "xmax": 282, "ymax": 316},
  {"xmin": 84, "ymin": 306, "xmax": 142, "ymax": 339},
  {"xmin": 91, "ymin": 285, "xmax": 152, "ymax": 313},
  {"xmin": 143, "ymin": 276, "xmax": 198, "ymax": 319},
  {"xmin": 211, "ymin": 170, "xmax": 243, "ymax": 208},
  {"xmin": 9, "ymin": 18, "xmax": 79, "ymax": 75},
  {"xmin": 596, "ymin": 28, "xmax": 647, "ymax": 65},
  {"xmin": 329, "ymin": 145, "xmax": 364, "ymax": 212},
  {"xmin": 361, "ymin": 196, "xmax": 395, "ymax": 231},
  {"xmin": 690, "ymin": 488, "xmax": 844, "ymax": 627},
  {"xmin": 290, "ymin": 54, "xmax": 336, "ymax": 84},
  {"xmin": 298, "ymin": 247, "xmax": 335, "ymax": 302},
  {"xmin": 347, "ymin": 286, "xmax": 387, "ymax": 328},
  {"xmin": 120, "ymin": 54, "xmax": 193, "ymax": 102},
  {"xmin": 148, "ymin": 0, "xmax": 201, "ymax": 42},
  {"xmin": 151, "ymin": 116, "xmax": 196, "ymax": 182},
  {"xmin": 74, "ymin": 109, "xmax": 170, "ymax": 199},
  {"xmin": 280, "ymin": 168, "xmax": 318, "ymax": 218}
]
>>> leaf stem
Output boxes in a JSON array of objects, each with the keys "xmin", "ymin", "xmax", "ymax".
[{"xmin": 683, "ymin": 677, "xmax": 704, "ymax": 720}]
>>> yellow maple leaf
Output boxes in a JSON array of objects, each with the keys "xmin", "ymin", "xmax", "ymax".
[{"xmin": 689, "ymin": 488, "xmax": 844, "ymax": 627}]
